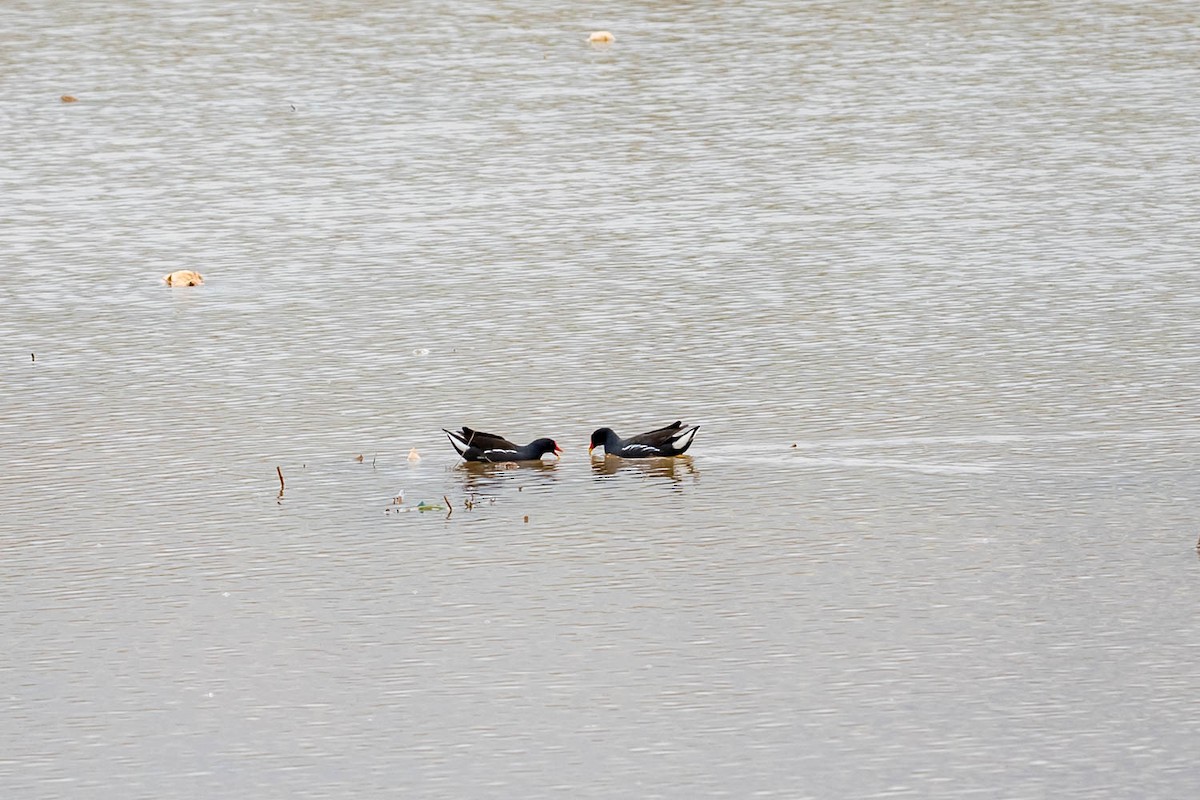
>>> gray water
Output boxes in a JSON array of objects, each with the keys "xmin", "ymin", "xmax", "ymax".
[{"xmin": 2, "ymin": 1, "xmax": 1199, "ymax": 797}]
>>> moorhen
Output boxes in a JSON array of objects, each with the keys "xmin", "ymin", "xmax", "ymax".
[
  {"xmin": 444, "ymin": 427, "xmax": 563, "ymax": 463},
  {"xmin": 588, "ymin": 421, "xmax": 699, "ymax": 458}
]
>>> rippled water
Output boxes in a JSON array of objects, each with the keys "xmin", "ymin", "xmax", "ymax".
[{"xmin": 3, "ymin": 1, "xmax": 1199, "ymax": 797}]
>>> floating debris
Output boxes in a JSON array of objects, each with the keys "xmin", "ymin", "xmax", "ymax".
[
  {"xmin": 60, "ymin": 95, "xmax": 78, "ymax": 103},
  {"xmin": 354, "ymin": 454, "xmax": 364, "ymax": 463},
  {"xmin": 416, "ymin": 499, "xmax": 445, "ymax": 512},
  {"xmin": 408, "ymin": 448, "xmax": 421, "ymax": 462},
  {"xmin": 164, "ymin": 270, "xmax": 204, "ymax": 287},
  {"xmin": 276, "ymin": 466, "xmax": 285, "ymax": 498},
  {"xmin": 523, "ymin": 515, "xmax": 530, "ymax": 523},
  {"xmin": 31, "ymin": 353, "xmax": 35, "ymax": 362},
  {"xmin": 588, "ymin": 31, "xmax": 615, "ymax": 44}
]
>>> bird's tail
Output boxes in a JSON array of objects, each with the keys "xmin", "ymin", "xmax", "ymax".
[
  {"xmin": 443, "ymin": 429, "xmax": 467, "ymax": 456},
  {"xmin": 670, "ymin": 425, "xmax": 700, "ymax": 454}
]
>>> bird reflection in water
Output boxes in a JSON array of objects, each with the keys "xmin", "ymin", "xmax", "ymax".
[
  {"xmin": 590, "ymin": 455, "xmax": 697, "ymax": 484},
  {"xmin": 455, "ymin": 459, "xmax": 560, "ymax": 499}
]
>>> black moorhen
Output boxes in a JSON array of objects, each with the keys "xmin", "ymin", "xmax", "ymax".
[
  {"xmin": 588, "ymin": 421, "xmax": 699, "ymax": 458},
  {"xmin": 444, "ymin": 427, "xmax": 563, "ymax": 463}
]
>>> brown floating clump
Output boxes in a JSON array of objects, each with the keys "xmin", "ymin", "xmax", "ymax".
[
  {"xmin": 164, "ymin": 270, "xmax": 204, "ymax": 287},
  {"xmin": 60, "ymin": 95, "xmax": 78, "ymax": 103},
  {"xmin": 588, "ymin": 31, "xmax": 614, "ymax": 44}
]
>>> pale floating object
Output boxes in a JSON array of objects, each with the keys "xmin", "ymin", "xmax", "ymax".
[
  {"xmin": 407, "ymin": 448, "xmax": 421, "ymax": 462},
  {"xmin": 588, "ymin": 30, "xmax": 615, "ymax": 44},
  {"xmin": 60, "ymin": 95, "xmax": 78, "ymax": 103},
  {"xmin": 164, "ymin": 270, "xmax": 204, "ymax": 286}
]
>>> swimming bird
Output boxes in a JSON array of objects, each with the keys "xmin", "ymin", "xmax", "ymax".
[
  {"xmin": 588, "ymin": 421, "xmax": 699, "ymax": 458},
  {"xmin": 444, "ymin": 427, "xmax": 562, "ymax": 463}
]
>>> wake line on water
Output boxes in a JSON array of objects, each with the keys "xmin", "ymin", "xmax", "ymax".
[
  {"xmin": 699, "ymin": 427, "xmax": 1200, "ymax": 475},
  {"xmin": 787, "ymin": 428, "xmax": 1200, "ymax": 451}
]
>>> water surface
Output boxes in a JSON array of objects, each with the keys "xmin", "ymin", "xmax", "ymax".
[{"xmin": 2, "ymin": 1, "xmax": 1199, "ymax": 798}]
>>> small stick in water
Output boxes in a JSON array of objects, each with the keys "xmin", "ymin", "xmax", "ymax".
[
  {"xmin": 276, "ymin": 466, "xmax": 285, "ymax": 495},
  {"xmin": 31, "ymin": 353, "xmax": 36, "ymax": 362}
]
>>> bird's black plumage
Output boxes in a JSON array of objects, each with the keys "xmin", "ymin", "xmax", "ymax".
[
  {"xmin": 444, "ymin": 427, "xmax": 562, "ymax": 463},
  {"xmin": 588, "ymin": 421, "xmax": 699, "ymax": 458}
]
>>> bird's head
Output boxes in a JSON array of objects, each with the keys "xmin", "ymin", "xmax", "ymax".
[
  {"xmin": 532, "ymin": 438, "xmax": 563, "ymax": 459},
  {"xmin": 588, "ymin": 428, "xmax": 614, "ymax": 456}
]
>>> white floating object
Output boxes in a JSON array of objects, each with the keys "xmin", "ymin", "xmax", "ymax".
[
  {"xmin": 407, "ymin": 448, "xmax": 421, "ymax": 462},
  {"xmin": 164, "ymin": 270, "xmax": 204, "ymax": 287},
  {"xmin": 588, "ymin": 30, "xmax": 615, "ymax": 44}
]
